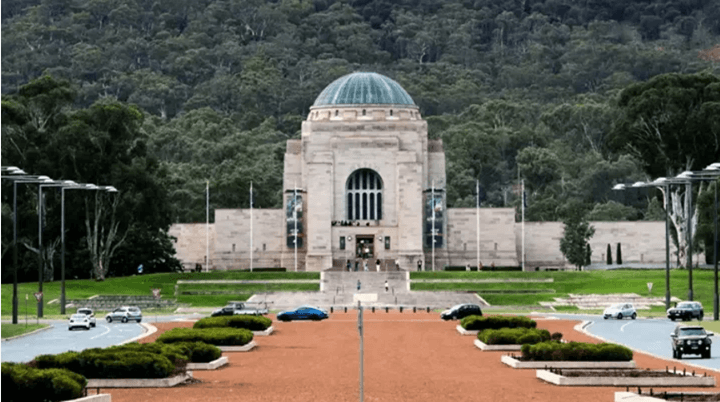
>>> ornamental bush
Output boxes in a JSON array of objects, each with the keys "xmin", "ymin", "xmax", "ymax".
[
  {"xmin": 194, "ymin": 315, "xmax": 272, "ymax": 331},
  {"xmin": 2, "ymin": 362, "xmax": 87, "ymax": 402},
  {"xmin": 156, "ymin": 327, "xmax": 253, "ymax": 346},
  {"xmin": 34, "ymin": 349, "xmax": 176, "ymax": 379},
  {"xmin": 521, "ymin": 341, "xmax": 633, "ymax": 361},
  {"xmin": 460, "ymin": 315, "xmax": 537, "ymax": 331},
  {"xmin": 477, "ymin": 328, "xmax": 551, "ymax": 345}
]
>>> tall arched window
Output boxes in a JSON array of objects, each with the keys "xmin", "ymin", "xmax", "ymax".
[{"xmin": 347, "ymin": 169, "xmax": 383, "ymax": 221}]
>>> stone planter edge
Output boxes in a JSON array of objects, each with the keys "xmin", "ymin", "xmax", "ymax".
[
  {"xmin": 474, "ymin": 339, "xmax": 522, "ymax": 351},
  {"xmin": 218, "ymin": 340, "xmax": 257, "ymax": 352},
  {"xmin": 252, "ymin": 326, "xmax": 274, "ymax": 336},
  {"xmin": 186, "ymin": 356, "xmax": 228, "ymax": 370},
  {"xmin": 456, "ymin": 325, "xmax": 478, "ymax": 335},
  {"xmin": 536, "ymin": 369, "xmax": 715, "ymax": 387},
  {"xmin": 501, "ymin": 355, "xmax": 636, "ymax": 369},
  {"xmin": 86, "ymin": 372, "xmax": 191, "ymax": 388},
  {"xmin": 66, "ymin": 394, "xmax": 111, "ymax": 402}
]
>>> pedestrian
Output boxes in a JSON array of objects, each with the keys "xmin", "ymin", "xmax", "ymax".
[
  {"xmin": 395, "ymin": 259, "xmax": 400, "ymax": 271},
  {"xmin": 347, "ymin": 260, "xmax": 351, "ymax": 272},
  {"xmin": 355, "ymin": 261, "xmax": 359, "ymax": 271},
  {"xmin": 364, "ymin": 260, "xmax": 368, "ymax": 271},
  {"xmin": 385, "ymin": 280, "xmax": 389, "ymax": 292},
  {"xmin": 465, "ymin": 263, "xmax": 470, "ymax": 272},
  {"xmin": 478, "ymin": 262, "xmax": 483, "ymax": 271},
  {"xmin": 417, "ymin": 259, "xmax": 422, "ymax": 271},
  {"xmin": 357, "ymin": 279, "xmax": 361, "ymax": 291},
  {"xmin": 375, "ymin": 259, "xmax": 381, "ymax": 272}
]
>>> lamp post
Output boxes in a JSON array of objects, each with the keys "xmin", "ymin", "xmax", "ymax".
[{"xmin": 1, "ymin": 167, "xmax": 52, "ymax": 323}]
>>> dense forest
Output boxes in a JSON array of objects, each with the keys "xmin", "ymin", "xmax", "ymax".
[{"xmin": 2, "ymin": 0, "xmax": 719, "ymax": 279}]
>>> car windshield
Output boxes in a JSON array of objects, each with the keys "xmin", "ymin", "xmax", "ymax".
[
  {"xmin": 129, "ymin": 308, "xmax": 140, "ymax": 312},
  {"xmin": 71, "ymin": 314, "xmax": 85, "ymax": 320},
  {"xmin": 677, "ymin": 303, "xmax": 693, "ymax": 308},
  {"xmin": 450, "ymin": 304, "xmax": 465, "ymax": 310},
  {"xmin": 680, "ymin": 328, "xmax": 706, "ymax": 336},
  {"xmin": 78, "ymin": 310, "xmax": 91, "ymax": 315}
]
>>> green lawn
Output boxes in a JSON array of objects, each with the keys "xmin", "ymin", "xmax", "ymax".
[
  {"xmin": 1, "ymin": 271, "xmax": 319, "ymax": 318},
  {"xmin": 1, "ymin": 323, "xmax": 48, "ymax": 339},
  {"xmin": 698, "ymin": 321, "xmax": 720, "ymax": 333},
  {"xmin": 412, "ymin": 269, "xmax": 718, "ymax": 308}
]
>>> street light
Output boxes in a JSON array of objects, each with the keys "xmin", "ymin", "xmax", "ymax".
[{"xmin": 1, "ymin": 169, "xmax": 53, "ymax": 322}]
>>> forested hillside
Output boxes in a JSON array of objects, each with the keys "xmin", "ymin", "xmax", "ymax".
[{"xmin": 3, "ymin": 0, "xmax": 719, "ymax": 225}]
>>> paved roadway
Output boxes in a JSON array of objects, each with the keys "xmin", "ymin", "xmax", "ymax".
[
  {"xmin": 1, "ymin": 314, "xmax": 204, "ymax": 363},
  {"xmin": 545, "ymin": 313, "xmax": 720, "ymax": 371}
]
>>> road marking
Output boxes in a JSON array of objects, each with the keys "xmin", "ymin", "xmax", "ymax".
[
  {"xmin": 620, "ymin": 321, "xmax": 632, "ymax": 332},
  {"xmin": 90, "ymin": 325, "xmax": 111, "ymax": 340}
]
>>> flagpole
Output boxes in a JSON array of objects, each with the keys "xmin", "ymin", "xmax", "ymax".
[
  {"xmin": 521, "ymin": 179, "xmax": 525, "ymax": 272},
  {"xmin": 432, "ymin": 180, "xmax": 435, "ymax": 272},
  {"xmin": 476, "ymin": 179, "xmax": 480, "ymax": 270},
  {"xmin": 294, "ymin": 181, "xmax": 298, "ymax": 272},
  {"xmin": 250, "ymin": 181, "xmax": 253, "ymax": 272},
  {"xmin": 206, "ymin": 180, "xmax": 209, "ymax": 273}
]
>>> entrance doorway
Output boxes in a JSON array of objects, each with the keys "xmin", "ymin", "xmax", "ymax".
[{"xmin": 356, "ymin": 236, "xmax": 374, "ymax": 259}]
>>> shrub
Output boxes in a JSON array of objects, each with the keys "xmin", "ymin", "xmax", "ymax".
[
  {"xmin": 173, "ymin": 342, "xmax": 222, "ymax": 363},
  {"xmin": 478, "ymin": 328, "xmax": 550, "ymax": 345},
  {"xmin": 194, "ymin": 315, "xmax": 272, "ymax": 331},
  {"xmin": 2, "ymin": 362, "xmax": 87, "ymax": 402},
  {"xmin": 521, "ymin": 341, "xmax": 633, "ymax": 361},
  {"xmin": 460, "ymin": 315, "xmax": 537, "ymax": 331},
  {"xmin": 34, "ymin": 350, "xmax": 175, "ymax": 379},
  {"xmin": 551, "ymin": 332, "xmax": 563, "ymax": 341},
  {"xmin": 156, "ymin": 327, "xmax": 253, "ymax": 346},
  {"xmin": 617, "ymin": 243, "xmax": 622, "ymax": 265}
]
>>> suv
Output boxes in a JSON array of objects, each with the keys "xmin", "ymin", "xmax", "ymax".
[
  {"xmin": 76, "ymin": 308, "xmax": 97, "ymax": 327},
  {"xmin": 105, "ymin": 306, "xmax": 142, "ymax": 323},
  {"xmin": 671, "ymin": 325, "xmax": 713, "ymax": 359},
  {"xmin": 440, "ymin": 304, "xmax": 482, "ymax": 320},
  {"xmin": 667, "ymin": 301, "xmax": 704, "ymax": 321}
]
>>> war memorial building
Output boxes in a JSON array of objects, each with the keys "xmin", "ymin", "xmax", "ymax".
[{"xmin": 170, "ymin": 72, "xmax": 669, "ymax": 272}]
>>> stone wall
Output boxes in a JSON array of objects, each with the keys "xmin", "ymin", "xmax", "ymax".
[
  {"xmin": 212, "ymin": 208, "xmax": 285, "ymax": 270},
  {"xmin": 168, "ymin": 223, "xmax": 215, "ymax": 271},
  {"xmin": 444, "ymin": 208, "xmax": 519, "ymax": 267}
]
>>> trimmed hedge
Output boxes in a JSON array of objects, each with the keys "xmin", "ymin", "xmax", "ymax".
[
  {"xmin": 34, "ymin": 349, "xmax": 176, "ymax": 379},
  {"xmin": 194, "ymin": 315, "xmax": 272, "ymax": 331},
  {"xmin": 156, "ymin": 327, "xmax": 253, "ymax": 346},
  {"xmin": 521, "ymin": 341, "xmax": 634, "ymax": 361},
  {"xmin": 238, "ymin": 267, "xmax": 286, "ymax": 272},
  {"xmin": 2, "ymin": 362, "xmax": 87, "ymax": 402},
  {"xmin": 477, "ymin": 328, "xmax": 551, "ymax": 345},
  {"xmin": 444, "ymin": 266, "xmax": 522, "ymax": 271},
  {"xmin": 109, "ymin": 341, "xmax": 222, "ymax": 364},
  {"xmin": 460, "ymin": 315, "xmax": 537, "ymax": 331}
]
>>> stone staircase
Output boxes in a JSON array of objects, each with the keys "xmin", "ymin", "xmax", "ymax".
[
  {"xmin": 65, "ymin": 295, "xmax": 178, "ymax": 312},
  {"xmin": 540, "ymin": 293, "xmax": 682, "ymax": 310}
]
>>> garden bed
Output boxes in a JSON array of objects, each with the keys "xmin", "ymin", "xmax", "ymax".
[
  {"xmin": 86, "ymin": 373, "xmax": 192, "ymax": 388},
  {"xmin": 537, "ymin": 368, "xmax": 716, "ymax": 387},
  {"xmin": 218, "ymin": 340, "xmax": 257, "ymax": 352},
  {"xmin": 474, "ymin": 339, "xmax": 522, "ymax": 351},
  {"xmin": 501, "ymin": 355, "xmax": 636, "ymax": 369},
  {"xmin": 456, "ymin": 325, "xmax": 478, "ymax": 335},
  {"xmin": 252, "ymin": 326, "xmax": 274, "ymax": 336},
  {"xmin": 615, "ymin": 391, "xmax": 720, "ymax": 401},
  {"xmin": 185, "ymin": 356, "xmax": 228, "ymax": 370}
]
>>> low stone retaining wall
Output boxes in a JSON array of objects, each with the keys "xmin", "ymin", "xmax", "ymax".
[
  {"xmin": 86, "ymin": 373, "xmax": 191, "ymax": 388},
  {"xmin": 456, "ymin": 325, "xmax": 478, "ymax": 336},
  {"xmin": 186, "ymin": 356, "xmax": 228, "ymax": 370},
  {"xmin": 68, "ymin": 394, "xmax": 111, "ymax": 402},
  {"xmin": 537, "ymin": 370, "xmax": 716, "ymax": 387},
  {"xmin": 474, "ymin": 339, "xmax": 522, "ymax": 351},
  {"xmin": 218, "ymin": 340, "xmax": 257, "ymax": 352},
  {"xmin": 501, "ymin": 355, "xmax": 636, "ymax": 369},
  {"xmin": 615, "ymin": 391, "xmax": 720, "ymax": 401},
  {"xmin": 253, "ymin": 326, "xmax": 274, "ymax": 336}
]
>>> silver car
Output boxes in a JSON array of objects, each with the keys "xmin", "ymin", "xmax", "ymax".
[
  {"xmin": 105, "ymin": 306, "xmax": 142, "ymax": 323},
  {"xmin": 76, "ymin": 308, "xmax": 97, "ymax": 327},
  {"xmin": 68, "ymin": 314, "xmax": 91, "ymax": 330},
  {"xmin": 603, "ymin": 303, "xmax": 637, "ymax": 320}
]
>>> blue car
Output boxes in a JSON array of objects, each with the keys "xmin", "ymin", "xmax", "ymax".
[{"xmin": 277, "ymin": 305, "xmax": 329, "ymax": 321}]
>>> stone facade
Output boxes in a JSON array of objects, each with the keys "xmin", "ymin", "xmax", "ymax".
[{"xmin": 168, "ymin": 223, "xmax": 215, "ymax": 271}]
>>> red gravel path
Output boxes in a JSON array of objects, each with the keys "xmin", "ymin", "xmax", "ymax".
[{"xmin": 91, "ymin": 313, "xmax": 720, "ymax": 402}]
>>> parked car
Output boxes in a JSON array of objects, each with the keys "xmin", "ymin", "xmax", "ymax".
[
  {"xmin": 671, "ymin": 325, "xmax": 713, "ymax": 359},
  {"xmin": 76, "ymin": 308, "xmax": 96, "ymax": 327},
  {"xmin": 603, "ymin": 303, "xmax": 637, "ymax": 320},
  {"xmin": 277, "ymin": 306, "xmax": 328, "ymax": 321},
  {"xmin": 211, "ymin": 305, "xmax": 237, "ymax": 317},
  {"xmin": 105, "ymin": 306, "xmax": 142, "ymax": 323},
  {"xmin": 440, "ymin": 303, "xmax": 483, "ymax": 320},
  {"xmin": 228, "ymin": 301, "xmax": 269, "ymax": 316},
  {"xmin": 667, "ymin": 301, "xmax": 704, "ymax": 321},
  {"xmin": 68, "ymin": 314, "xmax": 91, "ymax": 331}
]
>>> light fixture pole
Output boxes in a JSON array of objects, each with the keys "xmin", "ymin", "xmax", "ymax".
[{"xmin": 1, "ymin": 167, "xmax": 51, "ymax": 324}]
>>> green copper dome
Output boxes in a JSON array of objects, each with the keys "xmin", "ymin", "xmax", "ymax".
[{"xmin": 313, "ymin": 72, "xmax": 415, "ymax": 107}]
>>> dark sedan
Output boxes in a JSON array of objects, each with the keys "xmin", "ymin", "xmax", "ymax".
[
  {"xmin": 211, "ymin": 306, "xmax": 236, "ymax": 317},
  {"xmin": 277, "ymin": 306, "xmax": 329, "ymax": 321},
  {"xmin": 440, "ymin": 303, "xmax": 482, "ymax": 320}
]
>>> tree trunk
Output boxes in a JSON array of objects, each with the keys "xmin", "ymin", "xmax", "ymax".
[{"xmin": 85, "ymin": 191, "xmax": 127, "ymax": 281}]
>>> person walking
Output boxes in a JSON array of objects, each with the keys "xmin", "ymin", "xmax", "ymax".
[
  {"xmin": 363, "ymin": 260, "xmax": 368, "ymax": 271},
  {"xmin": 347, "ymin": 260, "xmax": 351, "ymax": 272},
  {"xmin": 384, "ymin": 280, "xmax": 389, "ymax": 293},
  {"xmin": 357, "ymin": 279, "xmax": 361, "ymax": 291},
  {"xmin": 417, "ymin": 259, "xmax": 422, "ymax": 271},
  {"xmin": 466, "ymin": 263, "xmax": 471, "ymax": 271},
  {"xmin": 395, "ymin": 259, "xmax": 400, "ymax": 271},
  {"xmin": 375, "ymin": 259, "xmax": 381, "ymax": 272}
]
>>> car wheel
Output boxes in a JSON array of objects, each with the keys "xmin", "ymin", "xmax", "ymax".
[
  {"xmin": 106, "ymin": 317, "xmax": 112, "ymax": 323},
  {"xmin": 703, "ymin": 351, "xmax": 711, "ymax": 359},
  {"xmin": 311, "ymin": 315, "xmax": 321, "ymax": 321},
  {"xmin": 631, "ymin": 313, "xmax": 637, "ymax": 320},
  {"xmin": 670, "ymin": 317, "xmax": 676, "ymax": 321},
  {"xmin": 68, "ymin": 327, "xmax": 72, "ymax": 331},
  {"xmin": 677, "ymin": 351, "xmax": 682, "ymax": 359},
  {"xmin": 137, "ymin": 319, "xmax": 142, "ymax": 323},
  {"xmin": 86, "ymin": 326, "xmax": 90, "ymax": 330},
  {"xmin": 121, "ymin": 317, "xmax": 128, "ymax": 323},
  {"xmin": 603, "ymin": 316, "xmax": 608, "ymax": 320},
  {"xmin": 672, "ymin": 349, "xmax": 677, "ymax": 359},
  {"xmin": 698, "ymin": 314, "xmax": 703, "ymax": 321},
  {"xmin": 91, "ymin": 323, "xmax": 96, "ymax": 327},
  {"xmin": 617, "ymin": 313, "xmax": 623, "ymax": 320}
]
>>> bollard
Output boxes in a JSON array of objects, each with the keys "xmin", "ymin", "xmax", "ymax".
[
  {"xmin": 386, "ymin": 307, "xmax": 389, "ymax": 313},
  {"xmin": 330, "ymin": 306, "xmax": 333, "ymax": 313},
  {"xmin": 413, "ymin": 306, "xmax": 416, "ymax": 313},
  {"xmin": 399, "ymin": 306, "xmax": 403, "ymax": 313},
  {"xmin": 427, "ymin": 307, "xmax": 430, "ymax": 313},
  {"xmin": 372, "ymin": 306, "xmax": 375, "ymax": 313},
  {"xmin": 344, "ymin": 307, "xmax": 347, "ymax": 313}
]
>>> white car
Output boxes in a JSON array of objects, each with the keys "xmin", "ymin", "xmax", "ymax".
[
  {"xmin": 76, "ymin": 308, "xmax": 97, "ymax": 327},
  {"xmin": 603, "ymin": 303, "xmax": 637, "ymax": 320},
  {"xmin": 105, "ymin": 306, "xmax": 142, "ymax": 323},
  {"xmin": 68, "ymin": 314, "xmax": 91, "ymax": 330}
]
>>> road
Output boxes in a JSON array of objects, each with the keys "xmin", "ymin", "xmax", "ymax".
[
  {"xmin": 1, "ymin": 314, "xmax": 204, "ymax": 363},
  {"xmin": 547, "ymin": 313, "xmax": 720, "ymax": 371}
]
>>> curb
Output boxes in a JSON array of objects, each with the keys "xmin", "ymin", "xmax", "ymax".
[
  {"xmin": 118, "ymin": 323, "xmax": 157, "ymax": 345},
  {"xmin": 1, "ymin": 323, "xmax": 54, "ymax": 342},
  {"xmin": 574, "ymin": 320, "xmax": 720, "ymax": 374}
]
